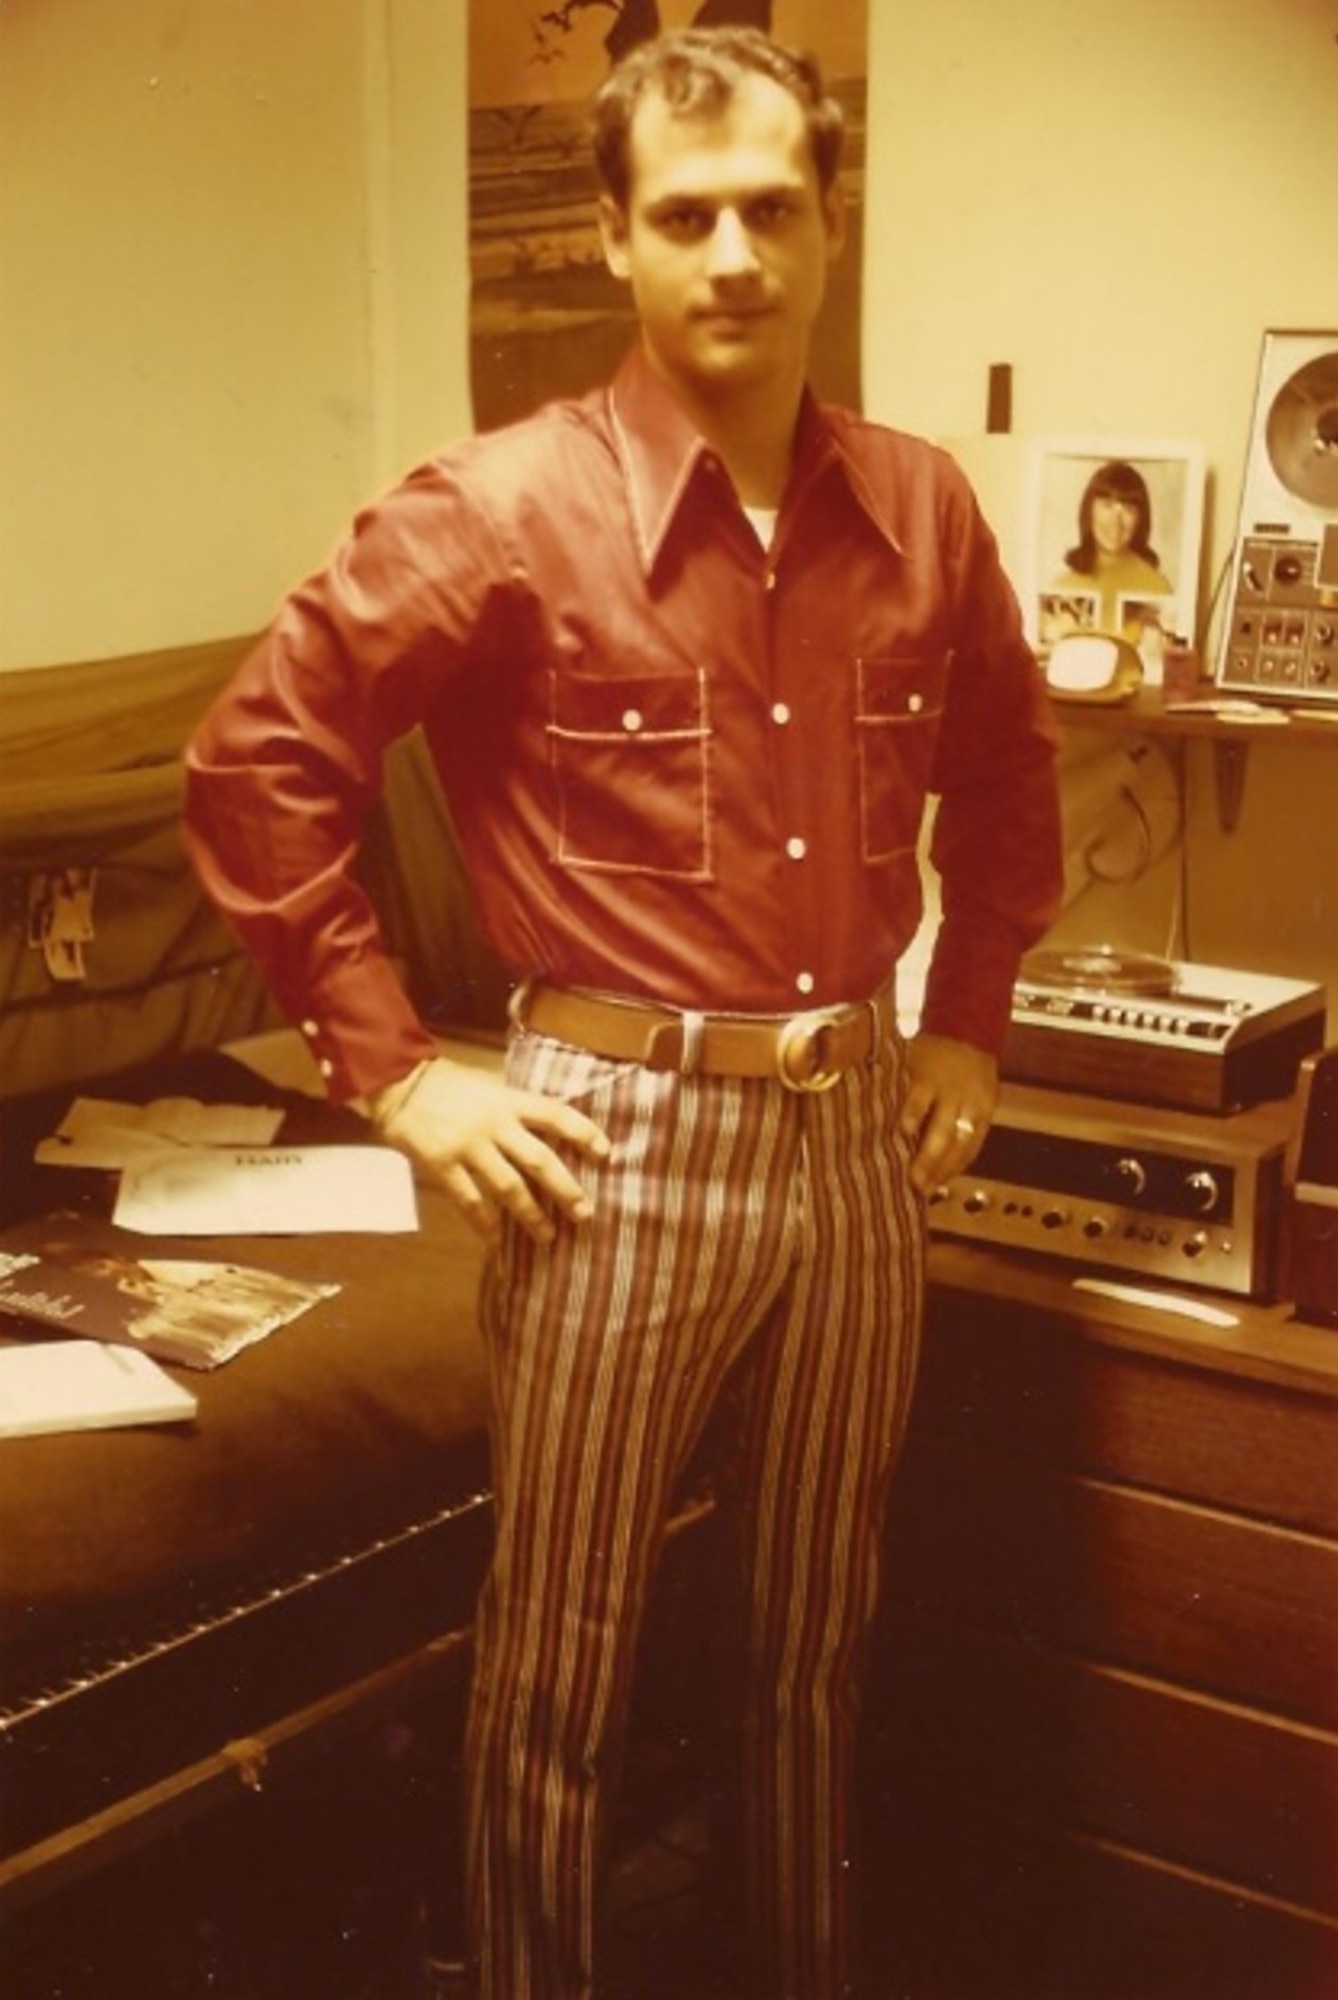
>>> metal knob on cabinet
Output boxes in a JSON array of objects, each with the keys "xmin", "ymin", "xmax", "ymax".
[
  {"xmin": 1112, "ymin": 1156, "xmax": 1148, "ymax": 1199},
  {"xmin": 1185, "ymin": 1170, "xmax": 1220, "ymax": 1215}
]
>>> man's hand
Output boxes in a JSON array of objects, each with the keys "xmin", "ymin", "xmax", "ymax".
[
  {"xmin": 369, "ymin": 1057, "xmax": 611, "ymax": 1244},
  {"xmin": 899, "ymin": 1033, "xmax": 998, "ymax": 1196}
]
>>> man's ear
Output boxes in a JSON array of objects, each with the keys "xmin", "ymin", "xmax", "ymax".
[{"xmin": 598, "ymin": 195, "xmax": 632, "ymax": 280}]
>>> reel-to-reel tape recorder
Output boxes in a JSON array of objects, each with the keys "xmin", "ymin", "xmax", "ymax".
[{"xmin": 1217, "ymin": 327, "xmax": 1338, "ymax": 704}]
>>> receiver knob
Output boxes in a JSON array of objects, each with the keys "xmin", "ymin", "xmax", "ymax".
[
  {"xmin": 1184, "ymin": 1170, "xmax": 1220, "ymax": 1215},
  {"xmin": 1112, "ymin": 1156, "xmax": 1148, "ymax": 1199},
  {"xmin": 963, "ymin": 1189, "xmax": 991, "ymax": 1215}
]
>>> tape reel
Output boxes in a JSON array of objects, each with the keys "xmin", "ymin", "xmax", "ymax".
[{"xmin": 1264, "ymin": 351, "xmax": 1338, "ymax": 513}]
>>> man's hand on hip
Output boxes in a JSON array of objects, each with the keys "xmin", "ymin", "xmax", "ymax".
[
  {"xmin": 899, "ymin": 1033, "xmax": 998, "ymax": 1196},
  {"xmin": 369, "ymin": 1057, "xmax": 611, "ymax": 1244}
]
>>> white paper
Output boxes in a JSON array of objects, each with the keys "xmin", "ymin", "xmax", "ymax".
[
  {"xmin": 113, "ymin": 1145, "xmax": 419, "ymax": 1237},
  {"xmin": 1072, "ymin": 1277, "xmax": 1238, "ymax": 1328},
  {"xmin": 37, "ymin": 1096, "xmax": 287, "ymax": 1171}
]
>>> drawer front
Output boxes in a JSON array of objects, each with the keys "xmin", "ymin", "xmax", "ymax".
[
  {"xmin": 918, "ymin": 1290, "xmax": 1338, "ymax": 1536},
  {"xmin": 884, "ymin": 1434, "xmax": 1338, "ymax": 1727},
  {"xmin": 863, "ymin": 1783, "xmax": 1338, "ymax": 2000},
  {"xmin": 870, "ymin": 1609, "xmax": 1338, "ymax": 1915}
]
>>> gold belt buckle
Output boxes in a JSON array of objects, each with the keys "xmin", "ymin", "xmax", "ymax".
[{"xmin": 775, "ymin": 1007, "xmax": 849, "ymax": 1092}]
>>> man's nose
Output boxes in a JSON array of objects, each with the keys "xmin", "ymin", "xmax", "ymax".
[{"xmin": 706, "ymin": 207, "xmax": 760, "ymax": 278}]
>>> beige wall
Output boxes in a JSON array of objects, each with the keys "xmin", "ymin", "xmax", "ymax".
[
  {"xmin": 5, "ymin": 0, "xmax": 1336, "ymax": 661},
  {"xmin": 0, "ymin": 0, "xmax": 469, "ymax": 668},
  {"xmin": 2, "ymin": 0, "xmax": 1335, "ymax": 1005},
  {"xmin": 858, "ymin": 0, "xmax": 1338, "ymax": 1001},
  {"xmin": 864, "ymin": 0, "xmax": 1338, "ymax": 582}
]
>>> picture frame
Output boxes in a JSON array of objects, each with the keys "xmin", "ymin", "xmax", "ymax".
[{"xmin": 1024, "ymin": 438, "xmax": 1206, "ymax": 680}]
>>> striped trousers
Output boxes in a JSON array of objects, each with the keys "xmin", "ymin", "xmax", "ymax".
[{"xmin": 463, "ymin": 1025, "xmax": 925, "ymax": 1999}]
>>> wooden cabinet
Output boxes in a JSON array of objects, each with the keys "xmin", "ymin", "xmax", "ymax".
[{"xmin": 866, "ymin": 1242, "xmax": 1338, "ymax": 2000}]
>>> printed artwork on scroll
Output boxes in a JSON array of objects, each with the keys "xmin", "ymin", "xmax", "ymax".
[{"xmin": 468, "ymin": 1, "xmax": 868, "ymax": 432}]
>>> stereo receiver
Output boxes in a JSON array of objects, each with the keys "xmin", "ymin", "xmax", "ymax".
[{"xmin": 929, "ymin": 1080, "xmax": 1290, "ymax": 1299}]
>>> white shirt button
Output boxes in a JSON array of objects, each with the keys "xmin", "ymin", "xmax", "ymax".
[
  {"xmin": 621, "ymin": 709, "xmax": 643, "ymax": 733},
  {"xmin": 908, "ymin": 692, "xmax": 925, "ymax": 714},
  {"xmin": 771, "ymin": 701, "xmax": 791, "ymax": 725},
  {"xmin": 786, "ymin": 836, "xmax": 807, "ymax": 861},
  {"xmin": 796, "ymin": 971, "xmax": 816, "ymax": 996},
  {"xmin": 300, "ymin": 1019, "xmax": 320, "ymax": 1039},
  {"xmin": 318, "ymin": 1058, "xmax": 335, "ymax": 1079}
]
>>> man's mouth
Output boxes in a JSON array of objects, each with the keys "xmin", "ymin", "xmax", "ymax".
[{"xmin": 696, "ymin": 302, "xmax": 773, "ymax": 326}]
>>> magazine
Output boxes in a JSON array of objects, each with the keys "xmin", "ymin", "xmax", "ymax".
[{"xmin": 0, "ymin": 1215, "xmax": 339, "ymax": 1370}]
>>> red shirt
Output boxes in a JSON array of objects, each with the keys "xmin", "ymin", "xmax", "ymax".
[{"xmin": 185, "ymin": 347, "xmax": 1062, "ymax": 1102}]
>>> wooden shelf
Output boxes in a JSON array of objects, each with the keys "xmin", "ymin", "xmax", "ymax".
[
  {"xmin": 927, "ymin": 1236, "xmax": 1338, "ymax": 1399},
  {"xmin": 1053, "ymin": 687, "xmax": 1338, "ymax": 829}
]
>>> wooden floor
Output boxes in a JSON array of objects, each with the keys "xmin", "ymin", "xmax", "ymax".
[
  {"xmin": 2, "ymin": 1745, "xmax": 729, "ymax": 2000},
  {"xmin": 354, "ymin": 1805, "xmax": 720, "ymax": 2000}
]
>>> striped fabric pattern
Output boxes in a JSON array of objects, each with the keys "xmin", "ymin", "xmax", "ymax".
[{"xmin": 464, "ymin": 1026, "xmax": 924, "ymax": 1999}]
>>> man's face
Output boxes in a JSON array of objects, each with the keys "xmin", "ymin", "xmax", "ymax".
[{"xmin": 599, "ymin": 72, "xmax": 844, "ymax": 405}]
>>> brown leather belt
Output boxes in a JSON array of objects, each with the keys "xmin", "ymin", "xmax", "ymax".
[{"xmin": 516, "ymin": 982, "xmax": 894, "ymax": 1092}]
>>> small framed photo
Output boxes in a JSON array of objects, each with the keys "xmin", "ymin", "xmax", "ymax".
[
  {"xmin": 1037, "ymin": 589, "xmax": 1100, "ymax": 651},
  {"xmin": 1025, "ymin": 439, "xmax": 1205, "ymax": 678}
]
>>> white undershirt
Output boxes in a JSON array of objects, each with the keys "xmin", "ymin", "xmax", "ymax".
[{"xmin": 743, "ymin": 505, "xmax": 779, "ymax": 550}]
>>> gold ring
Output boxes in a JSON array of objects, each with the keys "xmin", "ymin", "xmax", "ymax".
[{"xmin": 954, "ymin": 1115, "xmax": 977, "ymax": 1139}]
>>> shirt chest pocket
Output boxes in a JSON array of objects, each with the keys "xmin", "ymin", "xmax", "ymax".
[
  {"xmin": 548, "ymin": 669, "xmax": 712, "ymax": 879},
  {"xmin": 855, "ymin": 654, "xmax": 947, "ymax": 864}
]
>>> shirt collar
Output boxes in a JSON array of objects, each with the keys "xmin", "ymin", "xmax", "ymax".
[
  {"xmin": 606, "ymin": 343, "xmax": 904, "ymax": 576},
  {"xmin": 812, "ymin": 409, "xmax": 909, "ymax": 557},
  {"xmin": 605, "ymin": 346, "xmax": 715, "ymax": 575}
]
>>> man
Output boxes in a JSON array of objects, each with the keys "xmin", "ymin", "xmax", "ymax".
[{"xmin": 185, "ymin": 26, "xmax": 1062, "ymax": 1998}]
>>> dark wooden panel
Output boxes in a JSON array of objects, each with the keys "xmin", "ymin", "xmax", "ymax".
[
  {"xmin": 883, "ymin": 1435, "xmax": 1338, "ymax": 1727},
  {"xmin": 868, "ymin": 1611, "xmax": 1338, "ymax": 1915},
  {"xmin": 863, "ymin": 1253, "xmax": 1338, "ymax": 1997},
  {"xmin": 927, "ymin": 1238, "xmax": 1338, "ymax": 1395},
  {"xmin": 863, "ymin": 1795, "xmax": 1338, "ymax": 2000},
  {"xmin": 919, "ymin": 1282, "xmax": 1338, "ymax": 1536}
]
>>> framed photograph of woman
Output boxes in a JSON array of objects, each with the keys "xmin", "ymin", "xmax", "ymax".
[{"xmin": 1025, "ymin": 439, "xmax": 1205, "ymax": 680}]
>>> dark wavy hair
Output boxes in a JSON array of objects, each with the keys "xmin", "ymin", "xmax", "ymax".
[
  {"xmin": 591, "ymin": 27, "xmax": 845, "ymax": 210},
  {"xmin": 1065, "ymin": 460, "xmax": 1159, "ymax": 573}
]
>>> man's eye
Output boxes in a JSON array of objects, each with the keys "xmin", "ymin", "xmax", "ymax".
[
  {"xmin": 749, "ymin": 197, "xmax": 793, "ymax": 227},
  {"xmin": 660, "ymin": 207, "xmax": 708, "ymax": 238}
]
